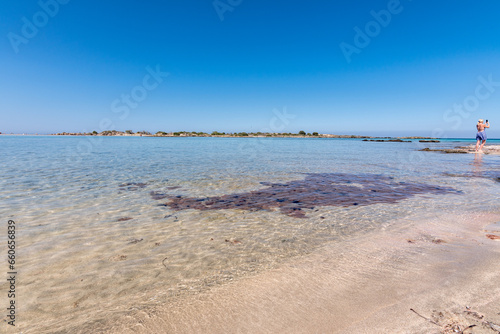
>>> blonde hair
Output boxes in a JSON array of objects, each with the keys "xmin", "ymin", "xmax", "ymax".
[{"xmin": 478, "ymin": 119, "xmax": 483, "ymax": 124}]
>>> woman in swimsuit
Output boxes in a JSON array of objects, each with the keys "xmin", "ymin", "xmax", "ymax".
[{"xmin": 475, "ymin": 119, "xmax": 490, "ymax": 152}]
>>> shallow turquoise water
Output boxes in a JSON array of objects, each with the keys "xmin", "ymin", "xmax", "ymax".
[{"xmin": 0, "ymin": 136, "xmax": 499, "ymax": 332}]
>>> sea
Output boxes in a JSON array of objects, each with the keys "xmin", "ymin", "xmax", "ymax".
[{"xmin": 1, "ymin": 135, "xmax": 499, "ymax": 333}]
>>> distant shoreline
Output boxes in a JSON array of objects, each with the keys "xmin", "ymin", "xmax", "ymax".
[
  {"xmin": 2, "ymin": 133, "xmax": 499, "ymax": 140},
  {"xmin": 0, "ymin": 131, "xmax": 437, "ymax": 140}
]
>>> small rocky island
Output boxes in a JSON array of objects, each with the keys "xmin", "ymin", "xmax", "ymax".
[
  {"xmin": 52, "ymin": 130, "xmax": 370, "ymax": 138},
  {"xmin": 362, "ymin": 139, "xmax": 411, "ymax": 142},
  {"xmin": 51, "ymin": 130, "xmax": 438, "ymax": 140}
]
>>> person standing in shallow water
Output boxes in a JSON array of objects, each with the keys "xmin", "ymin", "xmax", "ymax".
[{"xmin": 475, "ymin": 119, "xmax": 490, "ymax": 152}]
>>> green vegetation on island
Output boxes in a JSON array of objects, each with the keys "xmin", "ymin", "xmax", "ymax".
[
  {"xmin": 50, "ymin": 130, "xmax": 438, "ymax": 140},
  {"xmin": 52, "ymin": 130, "xmax": 377, "ymax": 138}
]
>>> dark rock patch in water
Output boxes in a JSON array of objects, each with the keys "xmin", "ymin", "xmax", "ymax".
[
  {"xmin": 150, "ymin": 187, "xmax": 182, "ymax": 200},
  {"xmin": 444, "ymin": 171, "xmax": 500, "ymax": 183},
  {"xmin": 363, "ymin": 139, "xmax": 411, "ymax": 142},
  {"xmin": 150, "ymin": 191, "xmax": 170, "ymax": 200},
  {"xmin": 155, "ymin": 173, "xmax": 459, "ymax": 218},
  {"xmin": 119, "ymin": 182, "xmax": 148, "ymax": 191},
  {"xmin": 420, "ymin": 148, "xmax": 468, "ymax": 154}
]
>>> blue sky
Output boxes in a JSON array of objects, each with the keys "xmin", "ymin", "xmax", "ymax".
[{"xmin": 1, "ymin": 0, "xmax": 499, "ymax": 137}]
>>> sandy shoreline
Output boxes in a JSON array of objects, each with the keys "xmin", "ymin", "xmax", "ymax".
[{"xmin": 91, "ymin": 211, "xmax": 500, "ymax": 334}]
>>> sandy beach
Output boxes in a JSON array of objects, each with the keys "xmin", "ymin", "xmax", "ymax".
[{"xmin": 98, "ymin": 212, "xmax": 500, "ymax": 334}]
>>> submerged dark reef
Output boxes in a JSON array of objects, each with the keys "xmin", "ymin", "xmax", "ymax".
[
  {"xmin": 118, "ymin": 182, "xmax": 148, "ymax": 191},
  {"xmin": 152, "ymin": 173, "xmax": 459, "ymax": 218},
  {"xmin": 444, "ymin": 171, "xmax": 500, "ymax": 183}
]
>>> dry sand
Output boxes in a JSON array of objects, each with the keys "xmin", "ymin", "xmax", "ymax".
[{"xmin": 101, "ymin": 212, "xmax": 500, "ymax": 334}]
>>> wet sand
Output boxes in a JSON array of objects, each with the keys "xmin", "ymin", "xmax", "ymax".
[
  {"xmin": 96, "ymin": 214, "xmax": 500, "ymax": 333},
  {"xmin": 102, "ymin": 212, "xmax": 500, "ymax": 334}
]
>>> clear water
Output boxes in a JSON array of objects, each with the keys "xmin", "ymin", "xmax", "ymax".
[{"xmin": 1, "ymin": 136, "xmax": 499, "ymax": 333}]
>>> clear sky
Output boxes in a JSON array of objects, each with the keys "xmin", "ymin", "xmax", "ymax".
[{"xmin": 1, "ymin": 0, "xmax": 499, "ymax": 137}]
